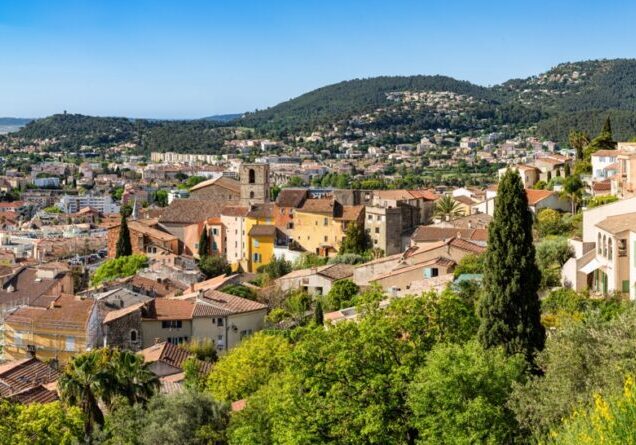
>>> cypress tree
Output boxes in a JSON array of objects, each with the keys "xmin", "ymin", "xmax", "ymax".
[
  {"xmin": 564, "ymin": 162, "xmax": 571, "ymax": 177},
  {"xmin": 198, "ymin": 227, "xmax": 209, "ymax": 257},
  {"xmin": 116, "ymin": 213, "xmax": 132, "ymax": 258},
  {"xmin": 478, "ymin": 169, "xmax": 545, "ymax": 364},
  {"xmin": 314, "ymin": 300, "xmax": 324, "ymax": 326}
]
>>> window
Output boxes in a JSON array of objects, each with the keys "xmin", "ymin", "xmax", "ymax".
[
  {"xmin": 324, "ymin": 236, "xmax": 328, "ymax": 242},
  {"xmin": 598, "ymin": 233, "xmax": 602, "ymax": 254},
  {"xmin": 623, "ymin": 280, "xmax": 630, "ymax": 293},
  {"xmin": 375, "ymin": 227, "xmax": 380, "ymax": 234},
  {"xmin": 248, "ymin": 169, "xmax": 256, "ymax": 184},
  {"xmin": 130, "ymin": 330, "xmax": 138, "ymax": 343},
  {"xmin": 368, "ymin": 214, "xmax": 372, "ymax": 221},
  {"xmin": 65, "ymin": 336, "xmax": 75, "ymax": 352},
  {"xmin": 240, "ymin": 329, "xmax": 253, "ymax": 339},
  {"xmin": 217, "ymin": 318, "xmax": 224, "ymax": 327},
  {"xmin": 603, "ymin": 235, "xmax": 607, "ymax": 257},
  {"xmin": 619, "ymin": 239, "xmax": 627, "ymax": 257},
  {"xmin": 253, "ymin": 239, "xmax": 260, "ymax": 248},
  {"xmin": 376, "ymin": 215, "xmax": 381, "ymax": 221},
  {"xmin": 212, "ymin": 228, "xmax": 218, "ymax": 235},
  {"xmin": 162, "ymin": 320, "xmax": 183, "ymax": 329},
  {"xmin": 14, "ymin": 332, "xmax": 23, "ymax": 347},
  {"xmin": 218, "ymin": 334, "xmax": 223, "ymax": 341},
  {"xmin": 608, "ymin": 238, "xmax": 613, "ymax": 259},
  {"xmin": 253, "ymin": 253, "xmax": 261, "ymax": 263},
  {"xmin": 323, "ymin": 218, "xmax": 328, "ymax": 226},
  {"xmin": 250, "ymin": 191, "xmax": 255, "ymax": 199}
]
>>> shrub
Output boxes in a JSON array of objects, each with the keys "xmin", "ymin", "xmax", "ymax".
[{"xmin": 91, "ymin": 255, "xmax": 148, "ymax": 286}]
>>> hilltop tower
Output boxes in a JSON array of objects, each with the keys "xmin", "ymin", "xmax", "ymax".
[{"xmin": 240, "ymin": 163, "xmax": 270, "ymax": 206}]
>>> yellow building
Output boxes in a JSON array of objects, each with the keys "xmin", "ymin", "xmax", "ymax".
[
  {"xmin": 3, "ymin": 295, "xmax": 99, "ymax": 364},
  {"xmin": 292, "ymin": 198, "xmax": 364, "ymax": 257},
  {"xmin": 243, "ymin": 203, "xmax": 276, "ymax": 272}
]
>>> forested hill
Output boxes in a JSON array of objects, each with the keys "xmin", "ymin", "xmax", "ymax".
[
  {"xmin": 6, "ymin": 59, "xmax": 636, "ymax": 148},
  {"xmin": 239, "ymin": 75, "xmax": 501, "ymax": 133},
  {"xmin": 239, "ymin": 59, "xmax": 636, "ymax": 140}
]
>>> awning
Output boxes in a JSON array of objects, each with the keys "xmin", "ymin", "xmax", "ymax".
[{"xmin": 579, "ymin": 258, "xmax": 601, "ymax": 275}]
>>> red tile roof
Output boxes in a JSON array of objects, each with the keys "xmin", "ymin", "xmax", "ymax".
[{"xmin": 525, "ymin": 189, "xmax": 555, "ymax": 205}]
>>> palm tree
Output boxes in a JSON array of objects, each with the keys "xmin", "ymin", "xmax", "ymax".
[
  {"xmin": 433, "ymin": 195, "xmax": 465, "ymax": 221},
  {"xmin": 109, "ymin": 349, "xmax": 159, "ymax": 406},
  {"xmin": 58, "ymin": 350, "xmax": 111, "ymax": 439}
]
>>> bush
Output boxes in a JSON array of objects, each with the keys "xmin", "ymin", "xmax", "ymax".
[
  {"xmin": 327, "ymin": 253, "xmax": 367, "ymax": 265},
  {"xmin": 536, "ymin": 209, "xmax": 570, "ymax": 237},
  {"xmin": 587, "ymin": 195, "xmax": 619, "ymax": 208},
  {"xmin": 453, "ymin": 253, "xmax": 485, "ymax": 278},
  {"xmin": 220, "ymin": 284, "xmax": 257, "ymax": 300},
  {"xmin": 325, "ymin": 279, "xmax": 359, "ymax": 310},
  {"xmin": 91, "ymin": 254, "xmax": 148, "ymax": 286},
  {"xmin": 262, "ymin": 255, "xmax": 292, "ymax": 279},
  {"xmin": 198, "ymin": 255, "xmax": 231, "ymax": 279},
  {"xmin": 293, "ymin": 253, "xmax": 328, "ymax": 270}
]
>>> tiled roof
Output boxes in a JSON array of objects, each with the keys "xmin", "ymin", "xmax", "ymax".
[
  {"xmin": 0, "ymin": 267, "xmax": 64, "ymax": 308},
  {"xmin": 525, "ymin": 189, "xmax": 555, "ymax": 206},
  {"xmin": 432, "ymin": 213, "xmax": 491, "ymax": 229},
  {"xmin": 453, "ymin": 195, "xmax": 477, "ymax": 206},
  {"xmin": 103, "ymin": 302, "xmax": 145, "ymax": 324},
  {"xmin": 194, "ymin": 290, "xmax": 267, "ymax": 316},
  {"xmin": 592, "ymin": 180, "xmax": 612, "ymax": 191},
  {"xmin": 374, "ymin": 190, "xmax": 415, "ymax": 201},
  {"xmin": 591, "ymin": 150, "xmax": 623, "ymax": 157},
  {"xmin": 372, "ymin": 256, "xmax": 456, "ymax": 281},
  {"xmin": 189, "ymin": 176, "xmax": 240, "ymax": 193},
  {"xmin": 409, "ymin": 189, "xmax": 439, "ymax": 200},
  {"xmin": 298, "ymin": 197, "xmax": 334, "ymax": 215},
  {"xmin": 7, "ymin": 385, "xmax": 58, "ymax": 404},
  {"xmin": 5, "ymin": 295, "xmax": 95, "ymax": 330},
  {"xmin": 144, "ymin": 299, "xmax": 195, "ymax": 321},
  {"xmin": 110, "ymin": 220, "xmax": 178, "ymax": 242},
  {"xmin": 159, "ymin": 199, "xmax": 224, "ymax": 224},
  {"xmin": 130, "ymin": 275, "xmax": 186, "ymax": 297},
  {"xmin": 317, "ymin": 264, "xmax": 354, "ymax": 281},
  {"xmin": 246, "ymin": 203, "xmax": 275, "ymax": 219},
  {"xmin": 596, "ymin": 212, "xmax": 636, "ymax": 234},
  {"xmin": 412, "ymin": 226, "xmax": 488, "ymax": 242},
  {"xmin": 248, "ymin": 224, "xmax": 277, "ymax": 237},
  {"xmin": 449, "ymin": 238, "xmax": 486, "ymax": 254},
  {"xmin": 140, "ymin": 341, "xmax": 213, "ymax": 375},
  {"xmin": 335, "ymin": 205, "xmax": 364, "ymax": 221},
  {"xmin": 0, "ymin": 358, "xmax": 60, "ymax": 398},
  {"xmin": 221, "ymin": 205, "xmax": 249, "ymax": 217},
  {"xmin": 276, "ymin": 189, "xmax": 308, "ymax": 208}
]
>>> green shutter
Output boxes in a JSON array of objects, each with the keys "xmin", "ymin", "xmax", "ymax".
[{"xmin": 623, "ymin": 280, "xmax": 631, "ymax": 293}]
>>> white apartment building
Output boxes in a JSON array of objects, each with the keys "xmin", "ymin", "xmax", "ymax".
[{"xmin": 58, "ymin": 194, "xmax": 120, "ymax": 214}]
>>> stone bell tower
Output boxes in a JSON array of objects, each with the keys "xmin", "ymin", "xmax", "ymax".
[{"xmin": 240, "ymin": 163, "xmax": 270, "ymax": 206}]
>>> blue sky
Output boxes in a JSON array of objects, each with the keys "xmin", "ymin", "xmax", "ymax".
[{"xmin": 1, "ymin": 0, "xmax": 635, "ymax": 118}]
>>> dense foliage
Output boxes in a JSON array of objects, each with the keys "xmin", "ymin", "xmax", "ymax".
[{"xmin": 91, "ymin": 254, "xmax": 148, "ymax": 286}]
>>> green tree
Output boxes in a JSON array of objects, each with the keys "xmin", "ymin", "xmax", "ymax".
[
  {"xmin": 198, "ymin": 227, "xmax": 209, "ymax": 257},
  {"xmin": 198, "ymin": 255, "xmax": 231, "ymax": 279},
  {"xmin": 262, "ymin": 255, "xmax": 292, "ymax": 279},
  {"xmin": 314, "ymin": 300, "xmax": 324, "ymax": 325},
  {"xmin": 115, "ymin": 213, "xmax": 132, "ymax": 258},
  {"xmin": 536, "ymin": 209, "xmax": 569, "ymax": 237},
  {"xmin": 108, "ymin": 349, "xmax": 158, "ymax": 407},
  {"xmin": 58, "ymin": 350, "xmax": 111, "ymax": 438},
  {"xmin": 408, "ymin": 341, "xmax": 527, "ymax": 444},
  {"xmin": 568, "ymin": 130, "xmax": 590, "ymax": 160},
  {"xmin": 433, "ymin": 194, "xmax": 465, "ymax": 221},
  {"xmin": 561, "ymin": 175, "xmax": 584, "ymax": 213},
  {"xmin": 154, "ymin": 189, "xmax": 168, "ymax": 207},
  {"xmin": 0, "ymin": 401, "xmax": 84, "ymax": 445},
  {"xmin": 208, "ymin": 332, "xmax": 291, "ymax": 402},
  {"xmin": 453, "ymin": 253, "xmax": 485, "ymax": 278},
  {"xmin": 325, "ymin": 279, "xmax": 359, "ymax": 310},
  {"xmin": 478, "ymin": 169, "xmax": 545, "ymax": 364},
  {"xmin": 91, "ymin": 255, "xmax": 148, "ymax": 286},
  {"xmin": 339, "ymin": 222, "xmax": 370, "ymax": 255}
]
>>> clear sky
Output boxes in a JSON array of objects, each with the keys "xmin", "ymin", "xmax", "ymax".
[{"xmin": 1, "ymin": 0, "xmax": 635, "ymax": 119}]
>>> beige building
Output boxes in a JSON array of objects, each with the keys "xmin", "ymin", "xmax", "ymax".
[{"xmin": 276, "ymin": 264, "xmax": 354, "ymax": 295}]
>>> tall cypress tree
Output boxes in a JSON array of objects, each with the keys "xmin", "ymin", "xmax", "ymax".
[
  {"xmin": 478, "ymin": 169, "xmax": 545, "ymax": 364},
  {"xmin": 116, "ymin": 213, "xmax": 132, "ymax": 258},
  {"xmin": 198, "ymin": 227, "xmax": 209, "ymax": 257}
]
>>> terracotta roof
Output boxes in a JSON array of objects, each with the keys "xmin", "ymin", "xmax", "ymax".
[
  {"xmin": 193, "ymin": 290, "xmax": 267, "ymax": 317},
  {"xmin": 144, "ymin": 299, "xmax": 195, "ymax": 320},
  {"xmin": 298, "ymin": 197, "xmax": 334, "ymax": 215},
  {"xmin": 189, "ymin": 176, "xmax": 240, "ymax": 193},
  {"xmin": 5, "ymin": 294, "xmax": 95, "ymax": 330},
  {"xmin": 248, "ymin": 224, "xmax": 277, "ymax": 237},
  {"xmin": 246, "ymin": 203, "xmax": 275, "ymax": 219},
  {"xmin": 372, "ymin": 256, "xmax": 456, "ymax": 281},
  {"xmin": 595, "ymin": 212, "xmax": 636, "ymax": 234},
  {"xmin": 276, "ymin": 189, "xmax": 308, "ymax": 208},
  {"xmin": 130, "ymin": 275, "xmax": 187, "ymax": 297},
  {"xmin": 159, "ymin": 199, "xmax": 224, "ymax": 224},
  {"xmin": 111, "ymin": 220, "xmax": 178, "ymax": 242},
  {"xmin": 103, "ymin": 302, "xmax": 145, "ymax": 324},
  {"xmin": 7, "ymin": 385, "xmax": 58, "ymax": 404},
  {"xmin": 525, "ymin": 189, "xmax": 555, "ymax": 206},
  {"xmin": 453, "ymin": 195, "xmax": 477, "ymax": 206},
  {"xmin": 432, "ymin": 213, "xmax": 491, "ymax": 229},
  {"xmin": 592, "ymin": 180, "xmax": 612, "ymax": 192},
  {"xmin": 449, "ymin": 238, "xmax": 486, "ymax": 254},
  {"xmin": 591, "ymin": 150, "xmax": 623, "ymax": 157},
  {"xmin": 0, "ymin": 267, "xmax": 66, "ymax": 308},
  {"xmin": 335, "ymin": 205, "xmax": 364, "ymax": 222},
  {"xmin": 374, "ymin": 190, "xmax": 414, "ymax": 201},
  {"xmin": 409, "ymin": 189, "xmax": 439, "ymax": 200},
  {"xmin": 140, "ymin": 341, "xmax": 213, "ymax": 375},
  {"xmin": 221, "ymin": 205, "xmax": 250, "ymax": 217},
  {"xmin": 317, "ymin": 264, "xmax": 354, "ymax": 281},
  {"xmin": 412, "ymin": 226, "xmax": 488, "ymax": 243},
  {"xmin": 0, "ymin": 358, "xmax": 60, "ymax": 398}
]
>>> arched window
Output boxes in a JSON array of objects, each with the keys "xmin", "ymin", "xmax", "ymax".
[
  {"xmin": 248, "ymin": 169, "xmax": 256, "ymax": 184},
  {"xmin": 250, "ymin": 191, "xmax": 255, "ymax": 199},
  {"xmin": 603, "ymin": 235, "xmax": 607, "ymax": 257},
  {"xmin": 130, "ymin": 329, "xmax": 138, "ymax": 343},
  {"xmin": 598, "ymin": 233, "xmax": 602, "ymax": 254},
  {"xmin": 608, "ymin": 238, "xmax": 613, "ymax": 259}
]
